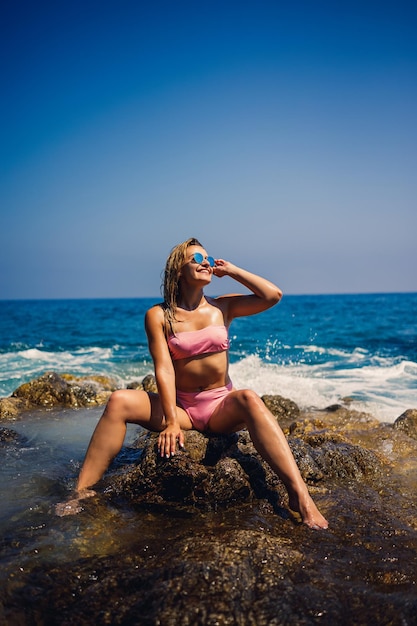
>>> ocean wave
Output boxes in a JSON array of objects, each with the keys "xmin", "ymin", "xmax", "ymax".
[
  {"xmin": 229, "ymin": 355, "xmax": 417, "ymax": 423},
  {"xmin": 1, "ymin": 345, "xmax": 415, "ymax": 425},
  {"xmin": 294, "ymin": 345, "xmax": 353, "ymax": 358},
  {"xmin": 0, "ymin": 346, "xmax": 152, "ymax": 397}
]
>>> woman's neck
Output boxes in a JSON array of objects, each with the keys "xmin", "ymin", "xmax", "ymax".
[{"xmin": 177, "ymin": 290, "xmax": 205, "ymax": 312}]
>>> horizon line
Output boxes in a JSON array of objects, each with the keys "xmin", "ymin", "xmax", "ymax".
[{"xmin": 1, "ymin": 290, "xmax": 416, "ymax": 303}]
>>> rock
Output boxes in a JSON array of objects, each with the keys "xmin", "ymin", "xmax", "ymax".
[
  {"xmin": 310, "ymin": 439, "xmax": 382, "ymax": 480},
  {"xmin": 107, "ymin": 430, "xmax": 257, "ymax": 511},
  {"xmin": 126, "ymin": 381, "xmax": 141, "ymax": 389},
  {"xmin": 12, "ymin": 371, "xmax": 67, "ymax": 406},
  {"xmin": 324, "ymin": 403, "xmax": 344, "ymax": 412},
  {"xmin": 1, "ymin": 372, "xmax": 158, "ymax": 419},
  {"xmin": 11, "ymin": 371, "xmax": 117, "ymax": 409},
  {"xmin": 261, "ymin": 394, "xmax": 300, "ymax": 429},
  {"xmin": 0, "ymin": 426, "xmax": 25, "ymax": 445},
  {"xmin": 7, "ymin": 529, "xmax": 308, "ymax": 626},
  {"xmin": 393, "ymin": 409, "xmax": 417, "ymax": 441},
  {"xmin": 0, "ymin": 397, "xmax": 27, "ymax": 420},
  {"xmin": 294, "ymin": 407, "xmax": 382, "ymax": 441},
  {"xmin": 6, "ymin": 499, "xmax": 417, "ymax": 626},
  {"xmin": 141, "ymin": 374, "xmax": 158, "ymax": 393},
  {"xmin": 105, "ymin": 420, "xmax": 384, "ymax": 516},
  {"xmin": 126, "ymin": 373, "xmax": 157, "ymax": 391}
]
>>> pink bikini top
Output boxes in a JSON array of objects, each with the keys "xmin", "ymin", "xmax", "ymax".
[{"xmin": 168, "ymin": 325, "xmax": 230, "ymax": 361}]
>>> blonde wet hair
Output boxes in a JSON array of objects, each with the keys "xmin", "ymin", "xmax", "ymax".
[{"xmin": 162, "ymin": 237, "xmax": 203, "ymax": 330}]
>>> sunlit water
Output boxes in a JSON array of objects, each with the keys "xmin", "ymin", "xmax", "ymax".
[{"xmin": 1, "ymin": 407, "xmax": 144, "ymax": 577}]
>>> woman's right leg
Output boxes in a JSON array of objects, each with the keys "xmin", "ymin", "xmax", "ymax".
[
  {"xmin": 56, "ymin": 389, "xmax": 192, "ymax": 516},
  {"xmin": 76, "ymin": 389, "xmax": 162, "ymax": 492}
]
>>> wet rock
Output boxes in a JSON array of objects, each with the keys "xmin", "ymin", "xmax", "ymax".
[
  {"xmin": 2, "ymin": 372, "xmax": 158, "ymax": 417},
  {"xmin": 11, "ymin": 371, "xmax": 118, "ymax": 409},
  {"xmin": 393, "ymin": 409, "xmax": 417, "ymax": 441},
  {"xmin": 324, "ymin": 403, "xmax": 344, "ymax": 412},
  {"xmin": 0, "ymin": 426, "xmax": 24, "ymax": 445},
  {"xmin": 311, "ymin": 439, "xmax": 382, "ymax": 480},
  {"xmin": 303, "ymin": 406, "xmax": 381, "ymax": 432},
  {"xmin": 5, "ymin": 519, "xmax": 417, "ymax": 626},
  {"xmin": 0, "ymin": 397, "xmax": 27, "ymax": 420},
  {"xmin": 12, "ymin": 371, "xmax": 67, "ymax": 406},
  {"xmin": 261, "ymin": 394, "xmax": 300, "ymax": 430},
  {"xmin": 107, "ymin": 431, "xmax": 257, "ymax": 511},
  {"xmin": 105, "ymin": 420, "xmax": 384, "ymax": 516},
  {"xmin": 140, "ymin": 373, "xmax": 158, "ymax": 392}
]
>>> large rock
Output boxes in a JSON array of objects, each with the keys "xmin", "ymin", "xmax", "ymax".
[
  {"xmin": 10, "ymin": 371, "xmax": 118, "ymax": 409},
  {"xmin": 105, "ymin": 421, "xmax": 382, "ymax": 514},
  {"xmin": 107, "ymin": 431, "xmax": 256, "ymax": 511},
  {"xmin": 261, "ymin": 394, "xmax": 300, "ymax": 429},
  {"xmin": 7, "ymin": 521, "xmax": 417, "ymax": 626},
  {"xmin": 393, "ymin": 409, "xmax": 417, "ymax": 440},
  {"xmin": 0, "ymin": 397, "xmax": 27, "ymax": 420},
  {"xmin": 4, "ymin": 416, "xmax": 417, "ymax": 626},
  {"xmin": 1, "ymin": 372, "xmax": 158, "ymax": 419}
]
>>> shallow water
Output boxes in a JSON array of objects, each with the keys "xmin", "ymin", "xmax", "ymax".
[
  {"xmin": 1, "ymin": 406, "xmax": 417, "ymax": 624},
  {"xmin": 0, "ymin": 408, "xmax": 139, "ymax": 534}
]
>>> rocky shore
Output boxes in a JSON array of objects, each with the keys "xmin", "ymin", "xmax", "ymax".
[{"xmin": 1, "ymin": 372, "xmax": 417, "ymax": 625}]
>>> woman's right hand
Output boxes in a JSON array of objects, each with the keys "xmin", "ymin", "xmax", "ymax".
[{"xmin": 158, "ymin": 422, "xmax": 184, "ymax": 458}]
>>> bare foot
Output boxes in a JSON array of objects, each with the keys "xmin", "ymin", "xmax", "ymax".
[
  {"xmin": 55, "ymin": 489, "xmax": 96, "ymax": 517},
  {"xmin": 288, "ymin": 492, "xmax": 329, "ymax": 530}
]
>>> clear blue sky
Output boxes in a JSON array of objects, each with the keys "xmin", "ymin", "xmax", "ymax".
[{"xmin": 1, "ymin": 0, "xmax": 416, "ymax": 299}]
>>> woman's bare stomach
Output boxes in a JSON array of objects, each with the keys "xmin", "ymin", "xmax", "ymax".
[{"xmin": 173, "ymin": 352, "xmax": 230, "ymax": 392}]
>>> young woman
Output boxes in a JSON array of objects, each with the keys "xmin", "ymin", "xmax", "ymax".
[{"xmin": 57, "ymin": 237, "xmax": 328, "ymax": 529}]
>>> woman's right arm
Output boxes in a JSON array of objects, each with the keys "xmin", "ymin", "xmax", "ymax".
[{"xmin": 144, "ymin": 306, "xmax": 184, "ymax": 456}]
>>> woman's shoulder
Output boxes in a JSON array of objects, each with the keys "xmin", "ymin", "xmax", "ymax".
[
  {"xmin": 206, "ymin": 294, "xmax": 240, "ymax": 322},
  {"xmin": 145, "ymin": 302, "xmax": 165, "ymax": 327}
]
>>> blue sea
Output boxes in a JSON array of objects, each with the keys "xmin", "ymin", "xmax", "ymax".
[{"xmin": 1, "ymin": 293, "xmax": 416, "ymax": 423}]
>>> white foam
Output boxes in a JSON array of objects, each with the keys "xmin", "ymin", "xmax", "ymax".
[
  {"xmin": 19, "ymin": 348, "xmax": 50, "ymax": 361},
  {"xmin": 229, "ymin": 355, "xmax": 417, "ymax": 423},
  {"xmin": 295, "ymin": 345, "xmax": 352, "ymax": 358},
  {"xmin": 0, "ymin": 346, "xmax": 151, "ymax": 397},
  {"xmin": 1, "ymin": 346, "xmax": 415, "ymax": 424}
]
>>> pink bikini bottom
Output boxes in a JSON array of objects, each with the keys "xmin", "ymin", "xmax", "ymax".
[{"xmin": 176, "ymin": 381, "xmax": 233, "ymax": 431}]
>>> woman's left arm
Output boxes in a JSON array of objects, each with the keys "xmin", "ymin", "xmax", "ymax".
[{"xmin": 213, "ymin": 259, "xmax": 282, "ymax": 320}]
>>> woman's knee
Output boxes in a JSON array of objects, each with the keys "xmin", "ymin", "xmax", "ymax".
[
  {"xmin": 231, "ymin": 389, "xmax": 273, "ymax": 430},
  {"xmin": 104, "ymin": 389, "xmax": 147, "ymax": 422},
  {"xmin": 233, "ymin": 389, "xmax": 264, "ymax": 415}
]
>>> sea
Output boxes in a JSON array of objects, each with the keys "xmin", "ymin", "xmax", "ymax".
[{"xmin": 1, "ymin": 292, "xmax": 416, "ymax": 423}]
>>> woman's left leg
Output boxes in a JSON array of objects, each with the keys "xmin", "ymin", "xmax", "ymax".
[{"xmin": 207, "ymin": 389, "xmax": 328, "ymax": 530}]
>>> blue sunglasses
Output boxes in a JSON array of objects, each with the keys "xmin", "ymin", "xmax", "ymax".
[{"xmin": 192, "ymin": 252, "xmax": 215, "ymax": 267}]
